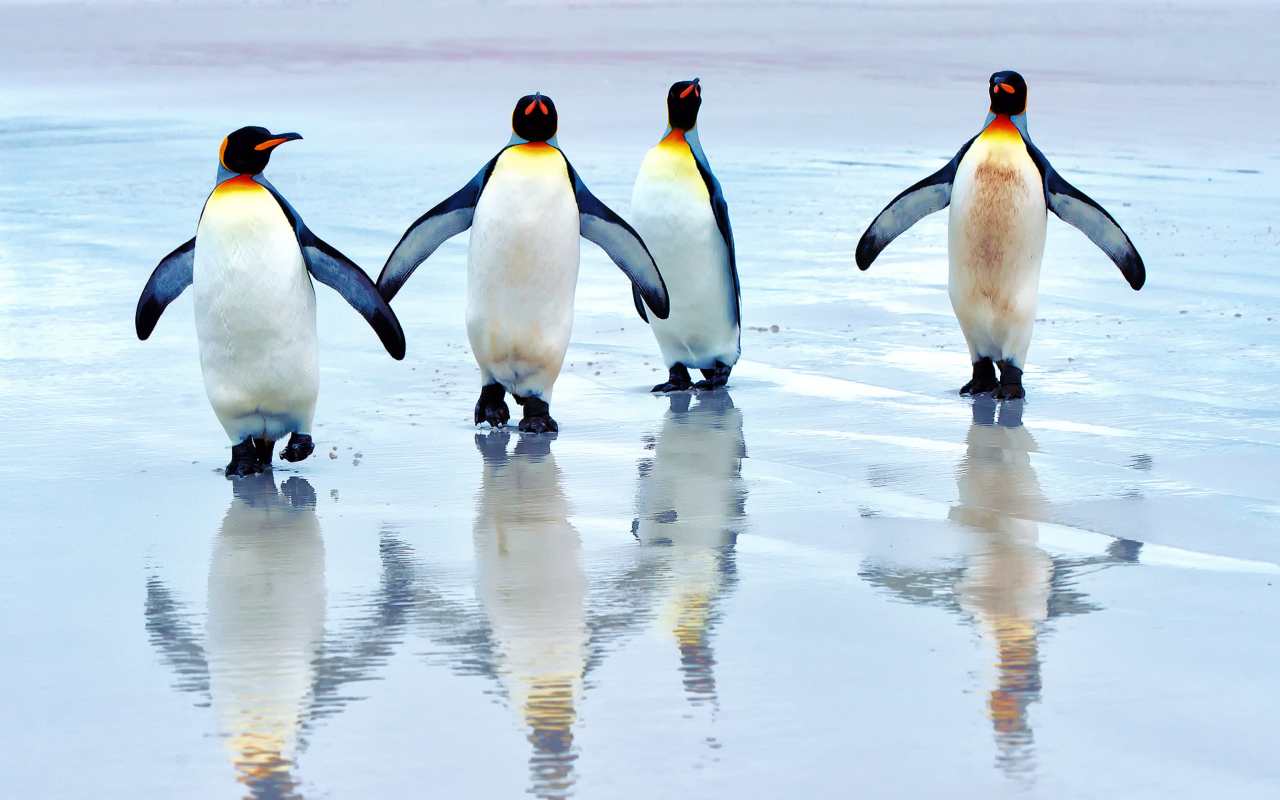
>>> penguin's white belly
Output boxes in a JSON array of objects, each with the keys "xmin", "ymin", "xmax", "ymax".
[
  {"xmin": 948, "ymin": 124, "xmax": 1047, "ymax": 367},
  {"xmin": 631, "ymin": 140, "xmax": 739, "ymax": 370},
  {"xmin": 466, "ymin": 144, "xmax": 580, "ymax": 401},
  {"xmin": 193, "ymin": 177, "xmax": 319, "ymax": 442}
]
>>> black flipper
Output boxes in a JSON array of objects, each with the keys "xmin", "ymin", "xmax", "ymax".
[
  {"xmin": 855, "ymin": 137, "xmax": 977, "ymax": 270},
  {"xmin": 632, "ymin": 284, "xmax": 649, "ymax": 322},
  {"xmin": 376, "ymin": 155, "xmax": 500, "ymax": 302},
  {"xmin": 136, "ymin": 238, "xmax": 195, "ymax": 340},
  {"xmin": 686, "ymin": 129, "xmax": 740, "ymax": 327},
  {"xmin": 1024, "ymin": 142, "xmax": 1145, "ymax": 290},
  {"xmin": 565, "ymin": 158, "xmax": 670, "ymax": 320},
  {"xmin": 256, "ymin": 177, "xmax": 407, "ymax": 360}
]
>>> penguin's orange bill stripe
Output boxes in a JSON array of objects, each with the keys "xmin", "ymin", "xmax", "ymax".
[
  {"xmin": 253, "ymin": 137, "xmax": 294, "ymax": 151},
  {"xmin": 999, "ymin": 84, "xmax": 1016, "ymax": 93},
  {"xmin": 680, "ymin": 83, "xmax": 697, "ymax": 98},
  {"xmin": 524, "ymin": 99, "xmax": 548, "ymax": 115}
]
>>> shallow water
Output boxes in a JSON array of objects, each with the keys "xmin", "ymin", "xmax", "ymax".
[{"xmin": 2, "ymin": 2, "xmax": 1279, "ymax": 798}]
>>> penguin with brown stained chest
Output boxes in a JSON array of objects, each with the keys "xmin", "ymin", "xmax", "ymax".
[{"xmin": 856, "ymin": 71, "xmax": 1145, "ymax": 399}]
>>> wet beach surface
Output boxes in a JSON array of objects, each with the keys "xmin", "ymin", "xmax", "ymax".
[{"xmin": 1, "ymin": 2, "xmax": 1278, "ymax": 798}]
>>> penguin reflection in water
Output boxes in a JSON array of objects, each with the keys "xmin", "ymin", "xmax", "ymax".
[
  {"xmin": 136, "ymin": 127, "xmax": 405, "ymax": 476},
  {"xmin": 632, "ymin": 391, "xmax": 745, "ymax": 708},
  {"xmin": 473, "ymin": 431, "xmax": 588, "ymax": 796},
  {"xmin": 145, "ymin": 476, "xmax": 435, "ymax": 798},
  {"xmin": 148, "ymin": 475, "xmax": 322, "ymax": 798},
  {"xmin": 378, "ymin": 94, "xmax": 670, "ymax": 433},
  {"xmin": 856, "ymin": 72, "xmax": 1145, "ymax": 399},
  {"xmin": 631, "ymin": 79, "xmax": 741, "ymax": 392},
  {"xmin": 860, "ymin": 400, "xmax": 1142, "ymax": 778}
]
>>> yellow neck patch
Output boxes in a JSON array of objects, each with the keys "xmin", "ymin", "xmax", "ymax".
[
  {"xmin": 212, "ymin": 174, "xmax": 267, "ymax": 196},
  {"xmin": 495, "ymin": 142, "xmax": 566, "ymax": 180},
  {"xmin": 640, "ymin": 129, "xmax": 704, "ymax": 193},
  {"xmin": 979, "ymin": 114, "xmax": 1023, "ymax": 144}
]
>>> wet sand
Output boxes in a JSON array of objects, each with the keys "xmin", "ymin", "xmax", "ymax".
[{"xmin": 1, "ymin": 2, "xmax": 1278, "ymax": 798}]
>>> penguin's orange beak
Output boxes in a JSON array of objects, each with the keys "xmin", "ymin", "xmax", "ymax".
[
  {"xmin": 254, "ymin": 132, "xmax": 303, "ymax": 151},
  {"xmin": 998, "ymin": 83, "xmax": 1016, "ymax": 94}
]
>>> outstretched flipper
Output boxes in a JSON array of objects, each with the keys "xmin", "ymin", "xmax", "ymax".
[
  {"xmin": 135, "ymin": 238, "xmax": 195, "ymax": 340},
  {"xmin": 855, "ymin": 137, "xmax": 977, "ymax": 270},
  {"xmin": 376, "ymin": 156, "xmax": 500, "ymax": 302},
  {"xmin": 257, "ymin": 177, "xmax": 407, "ymax": 360},
  {"xmin": 1024, "ymin": 143, "xmax": 1145, "ymax": 290},
  {"xmin": 567, "ymin": 159, "xmax": 670, "ymax": 320},
  {"xmin": 686, "ymin": 128, "xmax": 740, "ymax": 327}
]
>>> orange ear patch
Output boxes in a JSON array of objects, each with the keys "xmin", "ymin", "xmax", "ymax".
[{"xmin": 218, "ymin": 137, "xmax": 229, "ymax": 169}]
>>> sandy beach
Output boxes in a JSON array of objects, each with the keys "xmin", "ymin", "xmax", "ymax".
[{"xmin": 1, "ymin": 2, "xmax": 1277, "ymax": 798}]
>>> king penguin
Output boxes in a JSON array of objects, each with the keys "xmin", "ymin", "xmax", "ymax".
[
  {"xmin": 855, "ymin": 71, "xmax": 1145, "ymax": 399},
  {"xmin": 135, "ymin": 126, "xmax": 405, "ymax": 476},
  {"xmin": 630, "ymin": 79, "xmax": 740, "ymax": 392},
  {"xmin": 377, "ymin": 93, "xmax": 670, "ymax": 433}
]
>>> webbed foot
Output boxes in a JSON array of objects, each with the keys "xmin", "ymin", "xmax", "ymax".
[
  {"xmin": 993, "ymin": 361, "xmax": 1025, "ymax": 400},
  {"xmin": 279, "ymin": 432, "xmax": 314, "ymax": 462},
  {"xmin": 960, "ymin": 357, "xmax": 999, "ymax": 395},
  {"xmin": 694, "ymin": 360, "xmax": 732, "ymax": 391},
  {"xmin": 514, "ymin": 395, "xmax": 559, "ymax": 433},
  {"xmin": 475, "ymin": 382, "xmax": 511, "ymax": 428},
  {"xmin": 226, "ymin": 437, "xmax": 270, "ymax": 478},
  {"xmin": 652, "ymin": 363, "xmax": 694, "ymax": 393}
]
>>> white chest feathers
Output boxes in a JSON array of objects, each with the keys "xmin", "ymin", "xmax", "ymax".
[
  {"xmin": 630, "ymin": 131, "xmax": 737, "ymax": 369},
  {"xmin": 466, "ymin": 143, "xmax": 581, "ymax": 398},
  {"xmin": 192, "ymin": 176, "xmax": 319, "ymax": 440}
]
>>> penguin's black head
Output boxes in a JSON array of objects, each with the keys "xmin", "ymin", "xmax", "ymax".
[
  {"xmin": 988, "ymin": 71, "xmax": 1028, "ymax": 116},
  {"xmin": 512, "ymin": 93, "xmax": 558, "ymax": 143},
  {"xmin": 219, "ymin": 126, "xmax": 302, "ymax": 175},
  {"xmin": 667, "ymin": 78, "xmax": 701, "ymax": 131}
]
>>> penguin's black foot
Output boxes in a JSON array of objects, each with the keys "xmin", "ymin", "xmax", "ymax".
[
  {"xmin": 475, "ymin": 382, "xmax": 511, "ymax": 428},
  {"xmin": 960, "ymin": 357, "xmax": 999, "ymax": 395},
  {"xmin": 279, "ymin": 433, "xmax": 314, "ymax": 463},
  {"xmin": 253, "ymin": 437, "xmax": 274, "ymax": 465},
  {"xmin": 515, "ymin": 395, "xmax": 559, "ymax": 433},
  {"xmin": 652, "ymin": 364, "xmax": 694, "ymax": 393},
  {"xmin": 993, "ymin": 362, "xmax": 1025, "ymax": 400},
  {"xmin": 694, "ymin": 361, "xmax": 732, "ymax": 391},
  {"xmin": 226, "ymin": 437, "xmax": 270, "ymax": 478}
]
